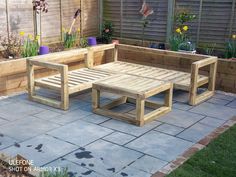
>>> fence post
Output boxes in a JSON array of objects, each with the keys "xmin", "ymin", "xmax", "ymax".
[
  {"xmin": 166, "ymin": 0, "xmax": 175, "ymax": 42},
  {"xmin": 196, "ymin": 0, "xmax": 203, "ymax": 45},
  {"xmin": 99, "ymin": 0, "xmax": 103, "ymax": 36},
  {"xmin": 229, "ymin": 0, "xmax": 236, "ymax": 38},
  {"xmin": 5, "ymin": 0, "xmax": 10, "ymax": 40},
  {"xmin": 120, "ymin": 0, "xmax": 123, "ymax": 38}
]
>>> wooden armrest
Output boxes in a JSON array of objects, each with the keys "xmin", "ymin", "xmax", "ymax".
[
  {"xmin": 192, "ymin": 57, "xmax": 218, "ymax": 68},
  {"xmin": 27, "ymin": 59, "xmax": 67, "ymax": 72}
]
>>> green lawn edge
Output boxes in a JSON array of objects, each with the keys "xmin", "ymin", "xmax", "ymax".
[{"xmin": 166, "ymin": 125, "xmax": 236, "ymax": 177}]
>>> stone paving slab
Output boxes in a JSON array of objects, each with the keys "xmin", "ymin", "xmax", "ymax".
[
  {"xmin": 206, "ymin": 97, "xmax": 231, "ymax": 106},
  {"xmin": 114, "ymin": 166, "xmax": 151, "ymax": 177},
  {"xmin": 130, "ymin": 155, "xmax": 168, "ymax": 174},
  {"xmin": 81, "ymin": 114, "xmax": 111, "ymax": 124},
  {"xmin": 158, "ymin": 109, "xmax": 205, "ymax": 128},
  {"xmin": 46, "ymin": 109, "xmax": 93, "ymax": 125},
  {"xmin": 0, "ymin": 117, "xmax": 60, "ymax": 141},
  {"xmin": 2, "ymin": 134, "xmax": 78, "ymax": 167},
  {"xmin": 177, "ymin": 123, "xmax": 217, "ymax": 143},
  {"xmin": 101, "ymin": 119, "xmax": 162, "ymax": 137},
  {"xmin": 0, "ymin": 102, "xmax": 45, "ymax": 121},
  {"xmin": 64, "ymin": 140, "xmax": 142, "ymax": 177},
  {"xmin": 154, "ymin": 124, "xmax": 184, "ymax": 136},
  {"xmin": 213, "ymin": 92, "xmax": 236, "ymax": 101},
  {"xmin": 47, "ymin": 120, "xmax": 113, "ymax": 146},
  {"xmin": 172, "ymin": 102, "xmax": 193, "ymax": 111},
  {"xmin": 0, "ymin": 134, "xmax": 18, "ymax": 150},
  {"xmin": 102, "ymin": 132, "xmax": 136, "ymax": 145},
  {"xmin": 190, "ymin": 102, "xmax": 236, "ymax": 120},
  {"xmin": 0, "ymin": 118, "xmax": 9, "ymax": 125},
  {"xmin": 199, "ymin": 117, "xmax": 225, "ymax": 128},
  {"xmin": 126, "ymin": 131, "xmax": 193, "ymax": 162},
  {"xmin": 45, "ymin": 158, "xmax": 105, "ymax": 177},
  {"xmin": 227, "ymin": 99, "xmax": 236, "ymax": 109}
]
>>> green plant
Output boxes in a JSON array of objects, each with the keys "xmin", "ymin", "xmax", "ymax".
[
  {"xmin": 21, "ymin": 34, "xmax": 39, "ymax": 57},
  {"xmin": 101, "ymin": 21, "xmax": 113, "ymax": 44},
  {"xmin": 63, "ymin": 31, "xmax": 78, "ymax": 49},
  {"xmin": 169, "ymin": 34, "xmax": 185, "ymax": 51},
  {"xmin": 179, "ymin": 41, "xmax": 195, "ymax": 51},
  {"xmin": 0, "ymin": 33, "xmax": 22, "ymax": 59},
  {"xmin": 80, "ymin": 37, "xmax": 88, "ymax": 48},
  {"xmin": 225, "ymin": 34, "xmax": 236, "ymax": 58},
  {"xmin": 201, "ymin": 43, "xmax": 216, "ymax": 55},
  {"xmin": 39, "ymin": 168, "xmax": 69, "ymax": 177},
  {"xmin": 169, "ymin": 7, "xmax": 196, "ymax": 51}
]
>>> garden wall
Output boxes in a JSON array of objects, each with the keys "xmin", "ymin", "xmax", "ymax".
[
  {"xmin": 114, "ymin": 45, "xmax": 236, "ymax": 93},
  {"xmin": 0, "ymin": 48, "xmax": 108, "ymax": 96},
  {"xmin": 0, "ymin": 0, "xmax": 100, "ymax": 44}
]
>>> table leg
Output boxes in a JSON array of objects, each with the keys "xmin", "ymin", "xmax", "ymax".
[
  {"xmin": 164, "ymin": 83, "xmax": 173, "ymax": 107},
  {"xmin": 92, "ymin": 88, "xmax": 100, "ymax": 110},
  {"xmin": 136, "ymin": 98, "xmax": 145, "ymax": 126}
]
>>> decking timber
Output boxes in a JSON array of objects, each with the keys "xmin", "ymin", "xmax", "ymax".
[{"xmin": 94, "ymin": 61, "xmax": 209, "ymax": 91}]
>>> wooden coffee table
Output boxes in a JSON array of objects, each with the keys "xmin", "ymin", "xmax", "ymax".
[{"xmin": 92, "ymin": 74, "xmax": 173, "ymax": 126}]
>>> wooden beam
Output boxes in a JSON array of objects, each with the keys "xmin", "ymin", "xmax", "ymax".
[
  {"xmin": 166, "ymin": 0, "xmax": 175, "ymax": 42},
  {"xmin": 196, "ymin": 0, "xmax": 203, "ymax": 45},
  {"xmin": 229, "ymin": 0, "xmax": 236, "ymax": 37}
]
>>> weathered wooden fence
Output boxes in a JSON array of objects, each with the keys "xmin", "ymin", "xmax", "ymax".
[
  {"xmin": 0, "ymin": 0, "xmax": 100, "ymax": 44},
  {"xmin": 103, "ymin": 0, "xmax": 236, "ymax": 48}
]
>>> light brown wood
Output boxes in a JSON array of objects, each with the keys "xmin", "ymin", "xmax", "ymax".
[
  {"xmin": 92, "ymin": 74, "xmax": 173, "ymax": 126},
  {"xmin": 95, "ymin": 52, "xmax": 218, "ymax": 105}
]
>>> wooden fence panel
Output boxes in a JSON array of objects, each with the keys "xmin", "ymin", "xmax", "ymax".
[
  {"xmin": 82, "ymin": 0, "xmax": 99, "ymax": 37},
  {"xmin": 0, "ymin": 0, "xmax": 99, "ymax": 45},
  {"xmin": 41, "ymin": 0, "xmax": 61, "ymax": 43},
  {"xmin": 8, "ymin": 0, "xmax": 34, "ymax": 36},
  {"xmin": 61, "ymin": 0, "xmax": 81, "ymax": 34},
  {"xmin": 104, "ymin": 0, "xmax": 168, "ymax": 42}
]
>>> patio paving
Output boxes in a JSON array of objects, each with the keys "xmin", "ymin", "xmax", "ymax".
[{"xmin": 0, "ymin": 90, "xmax": 236, "ymax": 177}]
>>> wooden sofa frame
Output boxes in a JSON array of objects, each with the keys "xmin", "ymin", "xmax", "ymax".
[
  {"xmin": 27, "ymin": 44, "xmax": 217, "ymax": 110},
  {"xmin": 27, "ymin": 45, "xmax": 116, "ymax": 110}
]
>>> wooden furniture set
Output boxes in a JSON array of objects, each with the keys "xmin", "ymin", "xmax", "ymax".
[{"xmin": 27, "ymin": 44, "xmax": 218, "ymax": 126}]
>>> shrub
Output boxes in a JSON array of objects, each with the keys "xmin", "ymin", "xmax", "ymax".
[{"xmin": 101, "ymin": 21, "xmax": 113, "ymax": 44}]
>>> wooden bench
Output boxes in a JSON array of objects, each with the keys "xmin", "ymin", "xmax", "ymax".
[
  {"xmin": 27, "ymin": 44, "xmax": 217, "ymax": 110},
  {"xmin": 92, "ymin": 74, "xmax": 173, "ymax": 126},
  {"xmin": 27, "ymin": 45, "xmax": 116, "ymax": 110},
  {"xmin": 93, "ymin": 44, "xmax": 218, "ymax": 105}
]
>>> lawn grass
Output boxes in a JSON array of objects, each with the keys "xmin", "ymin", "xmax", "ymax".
[{"xmin": 167, "ymin": 125, "xmax": 236, "ymax": 177}]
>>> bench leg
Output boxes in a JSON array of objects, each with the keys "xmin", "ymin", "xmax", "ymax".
[{"xmin": 189, "ymin": 62, "xmax": 217, "ymax": 105}]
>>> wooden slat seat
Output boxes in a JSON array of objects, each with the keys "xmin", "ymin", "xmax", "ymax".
[
  {"xmin": 35, "ymin": 68, "xmax": 113, "ymax": 94},
  {"xmin": 95, "ymin": 61, "xmax": 209, "ymax": 91}
]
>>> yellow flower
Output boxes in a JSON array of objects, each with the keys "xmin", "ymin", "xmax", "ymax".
[
  {"xmin": 232, "ymin": 34, "xmax": 236, "ymax": 39},
  {"xmin": 19, "ymin": 31, "xmax": 25, "ymax": 36},
  {"xmin": 28, "ymin": 34, "xmax": 33, "ymax": 40},
  {"xmin": 62, "ymin": 27, "xmax": 66, "ymax": 32},
  {"xmin": 176, "ymin": 28, "xmax": 181, "ymax": 33},
  {"xmin": 183, "ymin": 25, "xmax": 189, "ymax": 31},
  {"xmin": 77, "ymin": 28, "xmax": 80, "ymax": 33},
  {"xmin": 36, "ymin": 35, "xmax": 40, "ymax": 40}
]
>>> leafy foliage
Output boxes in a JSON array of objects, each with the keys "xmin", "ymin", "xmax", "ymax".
[
  {"xmin": 21, "ymin": 34, "xmax": 39, "ymax": 57},
  {"xmin": 0, "ymin": 33, "xmax": 22, "ymax": 59},
  {"xmin": 32, "ymin": 0, "xmax": 48, "ymax": 14},
  {"xmin": 80, "ymin": 37, "xmax": 89, "ymax": 48},
  {"xmin": 101, "ymin": 21, "xmax": 114, "ymax": 44},
  {"xmin": 225, "ymin": 35, "xmax": 236, "ymax": 58},
  {"xmin": 39, "ymin": 168, "xmax": 69, "ymax": 177}
]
